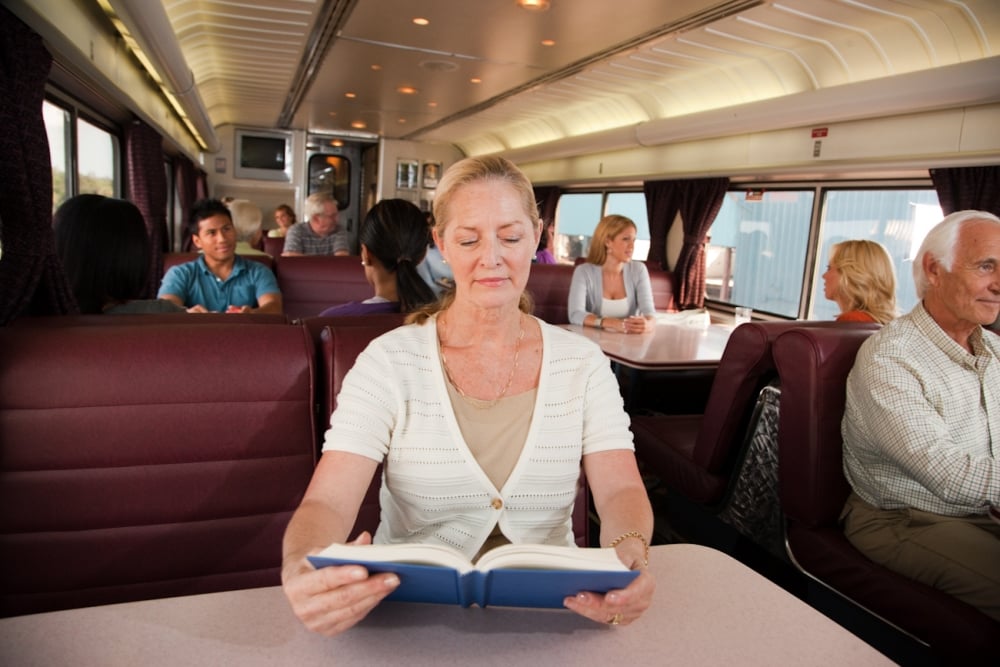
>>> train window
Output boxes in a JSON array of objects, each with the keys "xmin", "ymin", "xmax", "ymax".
[
  {"xmin": 707, "ymin": 189, "xmax": 815, "ymax": 318},
  {"xmin": 555, "ymin": 191, "xmax": 650, "ymax": 263},
  {"xmin": 42, "ymin": 97, "xmax": 120, "ymax": 211},
  {"xmin": 808, "ymin": 188, "xmax": 941, "ymax": 321},
  {"xmin": 308, "ymin": 154, "xmax": 351, "ymax": 210}
]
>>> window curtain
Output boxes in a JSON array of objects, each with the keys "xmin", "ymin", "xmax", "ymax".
[
  {"xmin": 177, "ymin": 160, "xmax": 208, "ymax": 252},
  {"xmin": 125, "ymin": 119, "xmax": 167, "ymax": 298},
  {"xmin": 0, "ymin": 9, "xmax": 77, "ymax": 323},
  {"xmin": 174, "ymin": 155, "xmax": 204, "ymax": 252},
  {"xmin": 644, "ymin": 177, "xmax": 729, "ymax": 309},
  {"xmin": 930, "ymin": 166, "xmax": 1000, "ymax": 217}
]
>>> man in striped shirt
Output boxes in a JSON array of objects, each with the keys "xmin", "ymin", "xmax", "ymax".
[{"xmin": 841, "ymin": 210, "xmax": 1000, "ymax": 623}]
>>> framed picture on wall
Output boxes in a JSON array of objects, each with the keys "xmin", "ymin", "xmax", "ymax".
[
  {"xmin": 396, "ymin": 159, "xmax": 419, "ymax": 190},
  {"xmin": 422, "ymin": 162, "xmax": 441, "ymax": 189}
]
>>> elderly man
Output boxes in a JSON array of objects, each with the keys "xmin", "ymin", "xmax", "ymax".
[
  {"xmin": 282, "ymin": 192, "xmax": 350, "ymax": 256},
  {"xmin": 841, "ymin": 209, "xmax": 1000, "ymax": 622}
]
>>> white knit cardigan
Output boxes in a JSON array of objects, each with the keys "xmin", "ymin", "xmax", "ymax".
[{"xmin": 323, "ymin": 316, "xmax": 634, "ymax": 559}]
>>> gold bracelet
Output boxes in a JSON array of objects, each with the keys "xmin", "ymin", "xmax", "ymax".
[{"xmin": 608, "ymin": 530, "xmax": 649, "ymax": 567}]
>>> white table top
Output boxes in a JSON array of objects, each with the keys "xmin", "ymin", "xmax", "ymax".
[
  {"xmin": 0, "ymin": 543, "xmax": 890, "ymax": 666},
  {"xmin": 561, "ymin": 320, "xmax": 732, "ymax": 370}
]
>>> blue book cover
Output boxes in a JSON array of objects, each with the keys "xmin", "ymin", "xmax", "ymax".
[{"xmin": 307, "ymin": 542, "xmax": 639, "ymax": 608}]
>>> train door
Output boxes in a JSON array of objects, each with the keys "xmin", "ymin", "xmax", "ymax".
[{"xmin": 305, "ymin": 135, "xmax": 371, "ymax": 254}]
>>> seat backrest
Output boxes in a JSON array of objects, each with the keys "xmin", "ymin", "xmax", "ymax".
[
  {"xmin": 692, "ymin": 320, "xmax": 874, "ymax": 472},
  {"xmin": 641, "ymin": 261, "xmax": 676, "ymax": 312},
  {"xmin": 274, "ymin": 255, "xmax": 372, "ymax": 318},
  {"xmin": 319, "ymin": 321, "xmax": 590, "ymax": 546},
  {"xmin": 263, "ymin": 235, "xmax": 285, "ymax": 259},
  {"xmin": 162, "ymin": 251, "xmax": 273, "ymax": 277},
  {"xmin": 772, "ymin": 326, "xmax": 876, "ymax": 525},
  {"xmin": 11, "ymin": 313, "xmax": 290, "ymax": 327},
  {"xmin": 0, "ymin": 323, "xmax": 317, "ymax": 616}
]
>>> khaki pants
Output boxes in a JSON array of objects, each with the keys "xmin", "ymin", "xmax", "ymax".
[{"xmin": 841, "ymin": 492, "xmax": 1000, "ymax": 623}]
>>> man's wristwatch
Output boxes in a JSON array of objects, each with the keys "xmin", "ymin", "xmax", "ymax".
[{"xmin": 594, "ymin": 317, "xmax": 604, "ymax": 329}]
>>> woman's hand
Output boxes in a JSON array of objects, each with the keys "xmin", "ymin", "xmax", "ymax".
[
  {"xmin": 282, "ymin": 531, "xmax": 400, "ymax": 636},
  {"xmin": 562, "ymin": 567, "xmax": 655, "ymax": 626}
]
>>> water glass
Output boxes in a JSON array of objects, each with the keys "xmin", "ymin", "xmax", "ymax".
[{"xmin": 734, "ymin": 306, "xmax": 753, "ymax": 327}]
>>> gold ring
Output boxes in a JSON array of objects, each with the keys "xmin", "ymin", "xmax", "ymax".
[{"xmin": 607, "ymin": 613, "xmax": 623, "ymax": 625}]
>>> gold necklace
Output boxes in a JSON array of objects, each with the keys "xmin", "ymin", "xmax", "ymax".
[{"xmin": 440, "ymin": 315, "xmax": 525, "ymax": 409}]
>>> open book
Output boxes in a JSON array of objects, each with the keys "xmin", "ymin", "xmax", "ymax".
[{"xmin": 307, "ymin": 542, "xmax": 639, "ymax": 608}]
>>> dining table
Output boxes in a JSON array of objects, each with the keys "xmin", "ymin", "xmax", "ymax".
[{"xmin": 0, "ymin": 543, "xmax": 892, "ymax": 666}]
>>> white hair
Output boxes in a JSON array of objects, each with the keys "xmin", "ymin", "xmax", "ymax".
[
  {"xmin": 912, "ymin": 209, "xmax": 1000, "ymax": 298},
  {"xmin": 227, "ymin": 199, "xmax": 262, "ymax": 242}
]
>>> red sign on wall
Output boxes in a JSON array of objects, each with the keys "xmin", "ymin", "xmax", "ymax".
[{"xmin": 811, "ymin": 127, "xmax": 828, "ymax": 138}]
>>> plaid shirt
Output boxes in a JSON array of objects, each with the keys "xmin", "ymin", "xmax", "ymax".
[
  {"xmin": 283, "ymin": 221, "xmax": 349, "ymax": 255},
  {"xmin": 843, "ymin": 302, "xmax": 1000, "ymax": 516}
]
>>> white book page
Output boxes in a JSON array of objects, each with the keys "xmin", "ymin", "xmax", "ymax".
[
  {"xmin": 475, "ymin": 545, "xmax": 628, "ymax": 572},
  {"xmin": 315, "ymin": 542, "xmax": 474, "ymax": 573}
]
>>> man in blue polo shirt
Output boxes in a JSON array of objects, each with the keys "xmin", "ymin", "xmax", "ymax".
[{"xmin": 159, "ymin": 198, "xmax": 283, "ymax": 314}]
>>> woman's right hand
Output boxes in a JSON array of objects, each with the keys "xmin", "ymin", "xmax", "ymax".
[{"xmin": 281, "ymin": 531, "xmax": 401, "ymax": 636}]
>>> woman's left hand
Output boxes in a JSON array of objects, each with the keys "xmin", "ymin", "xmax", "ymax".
[
  {"xmin": 562, "ymin": 568, "xmax": 655, "ymax": 626},
  {"xmin": 623, "ymin": 316, "xmax": 654, "ymax": 334}
]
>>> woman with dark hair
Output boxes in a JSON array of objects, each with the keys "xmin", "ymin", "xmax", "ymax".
[
  {"xmin": 319, "ymin": 198, "xmax": 437, "ymax": 316},
  {"xmin": 54, "ymin": 194, "xmax": 184, "ymax": 314}
]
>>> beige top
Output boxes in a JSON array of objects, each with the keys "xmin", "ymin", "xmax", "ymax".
[{"xmin": 444, "ymin": 377, "xmax": 536, "ymax": 559}]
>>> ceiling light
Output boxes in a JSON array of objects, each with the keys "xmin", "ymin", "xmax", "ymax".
[
  {"xmin": 397, "ymin": 86, "xmax": 418, "ymax": 95},
  {"xmin": 541, "ymin": 39, "xmax": 555, "ymax": 47},
  {"xmin": 351, "ymin": 121, "xmax": 367, "ymax": 129},
  {"xmin": 470, "ymin": 78, "xmax": 482, "ymax": 84},
  {"xmin": 345, "ymin": 92, "xmax": 356, "ymax": 99},
  {"xmin": 517, "ymin": 0, "xmax": 550, "ymax": 11},
  {"xmin": 413, "ymin": 17, "xmax": 429, "ymax": 26}
]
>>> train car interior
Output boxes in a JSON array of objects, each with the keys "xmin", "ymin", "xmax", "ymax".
[{"xmin": 2, "ymin": 1, "xmax": 999, "ymax": 664}]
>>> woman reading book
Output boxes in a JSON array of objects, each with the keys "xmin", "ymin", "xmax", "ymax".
[{"xmin": 282, "ymin": 156, "xmax": 655, "ymax": 635}]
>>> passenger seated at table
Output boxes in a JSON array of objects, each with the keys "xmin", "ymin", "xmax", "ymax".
[
  {"xmin": 821, "ymin": 239, "xmax": 897, "ymax": 324},
  {"xmin": 282, "ymin": 156, "xmax": 655, "ymax": 636},
  {"xmin": 568, "ymin": 214, "xmax": 656, "ymax": 333},
  {"xmin": 318, "ymin": 199, "xmax": 436, "ymax": 316},
  {"xmin": 53, "ymin": 194, "xmax": 185, "ymax": 314},
  {"xmin": 158, "ymin": 198, "xmax": 283, "ymax": 314},
  {"xmin": 841, "ymin": 210, "xmax": 1000, "ymax": 623}
]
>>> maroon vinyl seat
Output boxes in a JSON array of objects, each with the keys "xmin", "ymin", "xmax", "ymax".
[
  {"xmin": 772, "ymin": 326, "xmax": 1000, "ymax": 662},
  {"xmin": 263, "ymin": 235, "xmax": 285, "ymax": 259},
  {"xmin": 320, "ymin": 321, "xmax": 591, "ymax": 546},
  {"xmin": 630, "ymin": 320, "xmax": 877, "ymax": 507},
  {"xmin": 11, "ymin": 312, "xmax": 290, "ymax": 326},
  {"xmin": 0, "ymin": 323, "xmax": 317, "ymax": 617},
  {"xmin": 274, "ymin": 255, "xmax": 372, "ymax": 319}
]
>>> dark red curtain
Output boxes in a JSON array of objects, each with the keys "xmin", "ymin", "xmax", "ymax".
[
  {"xmin": 644, "ymin": 177, "xmax": 729, "ymax": 309},
  {"xmin": 930, "ymin": 166, "xmax": 1000, "ymax": 217},
  {"xmin": 125, "ymin": 119, "xmax": 167, "ymax": 298},
  {"xmin": 174, "ymin": 155, "xmax": 207, "ymax": 252},
  {"xmin": 0, "ymin": 8, "xmax": 77, "ymax": 323}
]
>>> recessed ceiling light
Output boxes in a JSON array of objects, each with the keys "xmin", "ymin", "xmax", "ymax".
[
  {"xmin": 330, "ymin": 140, "xmax": 343, "ymax": 147},
  {"xmin": 345, "ymin": 92, "xmax": 356, "ymax": 99},
  {"xmin": 351, "ymin": 121, "xmax": 367, "ymax": 129},
  {"xmin": 413, "ymin": 17, "xmax": 429, "ymax": 26},
  {"xmin": 398, "ymin": 118, "xmax": 407, "ymax": 124},
  {"xmin": 470, "ymin": 78, "xmax": 482, "ymax": 84},
  {"xmin": 541, "ymin": 39, "xmax": 555, "ymax": 47},
  {"xmin": 517, "ymin": 0, "xmax": 550, "ymax": 11},
  {"xmin": 371, "ymin": 64, "xmax": 382, "ymax": 71},
  {"xmin": 397, "ymin": 86, "xmax": 418, "ymax": 95},
  {"xmin": 428, "ymin": 101, "xmax": 438, "ymax": 108}
]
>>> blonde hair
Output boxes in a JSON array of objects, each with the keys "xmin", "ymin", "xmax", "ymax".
[
  {"xmin": 585, "ymin": 214, "xmax": 636, "ymax": 266},
  {"xmin": 829, "ymin": 239, "xmax": 897, "ymax": 324},
  {"xmin": 408, "ymin": 156, "xmax": 538, "ymax": 324}
]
